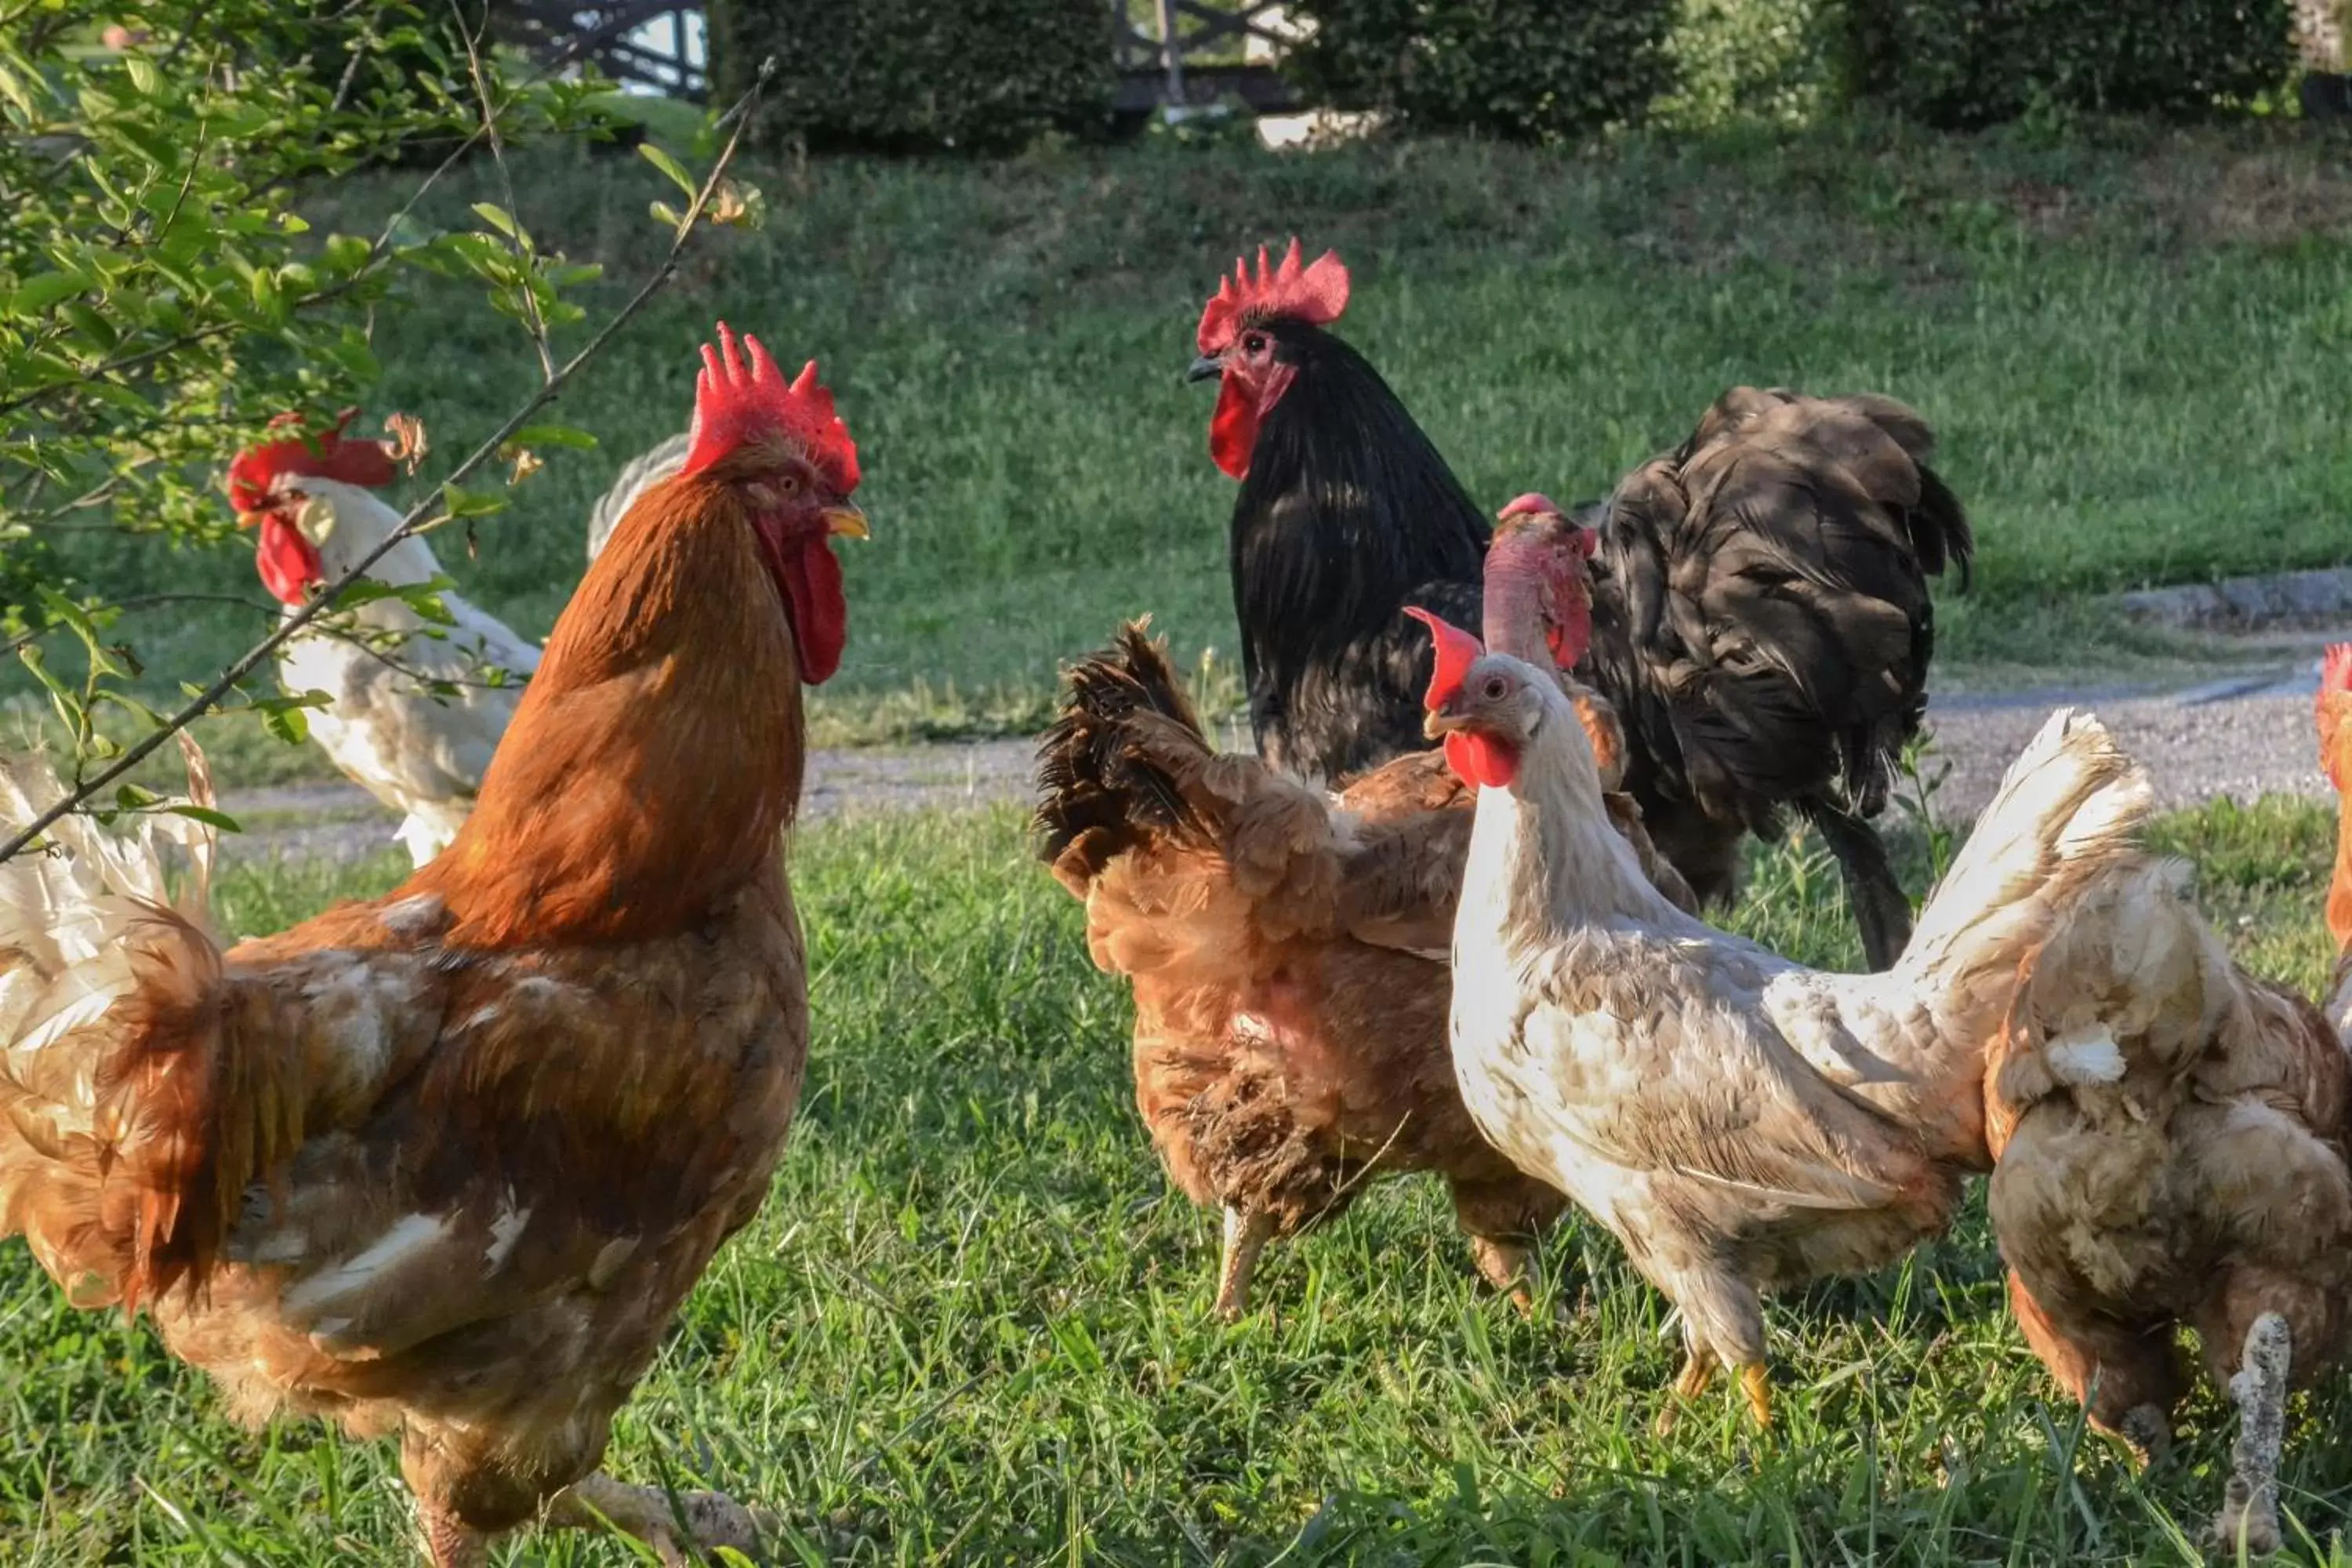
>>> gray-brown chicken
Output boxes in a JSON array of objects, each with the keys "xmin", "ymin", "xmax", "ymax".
[
  {"xmin": 1035, "ymin": 510, "xmax": 1694, "ymax": 1319},
  {"xmin": 1985, "ymin": 856, "xmax": 2352, "ymax": 1554}
]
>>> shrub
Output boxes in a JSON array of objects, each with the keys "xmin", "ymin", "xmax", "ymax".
[
  {"xmin": 1843, "ymin": 0, "xmax": 2297, "ymax": 127},
  {"xmin": 1653, "ymin": 0, "xmax": 1845, "ymax": 130},
  {"xmin": 708, "ymin": 0, "xmax": 1116, "ymax": 154},
  {"xmin": 1281, "ymin": 0, "xmax": 1677, "ymax": 141}
]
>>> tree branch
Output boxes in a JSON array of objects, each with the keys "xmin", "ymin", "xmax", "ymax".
[{"xmin": 0, "ymin": 59, "xmax": 777, "ymax": 866}]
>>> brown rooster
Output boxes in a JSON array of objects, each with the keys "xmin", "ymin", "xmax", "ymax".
[
  {"xmin": 0, "ymin": 325, "xmax": 868, "ymax": 1565},
  {"xmin": 1035, "ymin": 506, "xmax": 1693, "ymax": 1319}
]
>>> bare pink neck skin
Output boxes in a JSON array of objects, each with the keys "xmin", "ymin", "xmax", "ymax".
[{"xmin": 1482, "ymin": 531, "xmax": 1552, "ymax": 666}]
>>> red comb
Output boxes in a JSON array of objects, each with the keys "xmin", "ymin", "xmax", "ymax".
[
  {"xmin": 1403, "ymin": 607, "xmax": 1485, "ymax": 710},
  {"xmin": 680, "ymin": 322, "xmax": 860, "ymax": 495},
  {"xmin": 1497, "ymin": 492, "xmax": 1564, "ymax": 523},
  {"xmin": 226, "ymin": 408, "xmax": 396, "ymax": 513},
  {"xmin": 2326, "ymin": 644, "xmax": 2352, "ymax": 700},
  {"xmin": 1196, "ymin": 238, "xmax": 1350, "ymax": 355}
]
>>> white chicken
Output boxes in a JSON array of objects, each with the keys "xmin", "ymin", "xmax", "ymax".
[
  {"xmin": 229, "ymin": 419, "xmax": 695, "ymax": 867},
  {"xmin": 1416, "ymin": 498, "xmax": 2153, "ymax": 1430},
  {"xmin": 228, "ymin": 413, "xmax": 543, "ymax": 866}
]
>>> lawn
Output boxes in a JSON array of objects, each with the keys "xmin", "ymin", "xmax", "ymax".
[
  {"xmin": 5, "ymin": 793, "xmax": 2350, "ymax": 1564},
  {"xmin": 24, "ymin": 115, "xmax": 2352, "ymax": 775}
]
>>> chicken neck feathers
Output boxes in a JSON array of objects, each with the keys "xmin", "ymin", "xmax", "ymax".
[{"xmin": 1228, "ymin": 323, "xmax": 1489, "ymax": 785}]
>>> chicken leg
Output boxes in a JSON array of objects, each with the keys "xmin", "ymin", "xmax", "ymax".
[
  {"xmin": 1653, "ymin": 1343, "xmax": 1719, "ymax": 1437},
  {"xmin": 1215, "ymin": 1205, "xmax": 1277, "ymax": 1320},
  {"xmin": 418, "ymin": 1473, "xmax": 771, "ymax": 1568},
  {"xmin": 2211, "ymin": 1313, "xmax": 2292, "ymax": 1557},
  {"xmin": 546, "ymin": 1473, "xmax": 772, "ymax": 1566}
]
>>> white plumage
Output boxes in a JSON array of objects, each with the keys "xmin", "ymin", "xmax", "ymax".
[{"xmin": 258, "ymin": 434, "xmax": 688, "ymax": 866}]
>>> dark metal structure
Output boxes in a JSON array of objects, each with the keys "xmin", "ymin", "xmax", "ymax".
[
  {"xmin": 495, "ymin": 2, "xmax": 707, "ymax": 99},
  {"xmin": 1112, "ymin": 0, "xmax": 1301, "ymax": 112},
  {"xmin": 498, "ymin": 3, "xmax": 1303, "ymax": 115}
]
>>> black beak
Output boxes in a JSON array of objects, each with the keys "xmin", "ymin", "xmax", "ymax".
[{"xmin": 1184, "ymin": 354, "xmax": 1223, "ymax": 385}]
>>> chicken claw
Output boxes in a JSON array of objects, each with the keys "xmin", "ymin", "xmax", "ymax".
[
  {"xmin": 1215, "ymin": 1206, "xmax": 1278, "ymax": 1321},
  {"xmin": 1654, "ymin": 1347, "xmax": 1720, "ymax": 1436},
  {"xmin": 1469, "ymin": 1235, "xmax": 1573, "ymax": 1324},
  {"xmin": 546, "ymin": 1472, "xmax": 773, "ymax": 1567},
  {"xmin": 2210, "ymin": 1313, "xmax": 2291, "ymax": 1559},
  {"xmin": 1737, "ymin": 1362, "xmax": 1774, "ymax": 1430}
]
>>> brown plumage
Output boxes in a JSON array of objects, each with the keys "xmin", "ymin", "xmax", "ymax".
[
  {"xmin": 1984, "ymin": 857, "xmax": 2352, "ymax": 1553},
  {"xmin": 0, "ymin": 327, "xmax": 867, "ymax": 1565},
  {"xmin": 1035, "ymin": 594, "xmax": 1694, "ymax": 1319}
]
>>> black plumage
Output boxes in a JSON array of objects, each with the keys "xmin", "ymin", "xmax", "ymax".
[
  {"xmin": 1224, "ymin": 322, "xmax": 1489, "ymax": 785},
  {"xmin": 1212, "ymin": 324, "xmax": 1972, "ymax": 971}
]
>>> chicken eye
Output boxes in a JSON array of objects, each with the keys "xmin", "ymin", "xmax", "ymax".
[
  {"xmin": 1483, "ymin": 676, "xmax": 1509, "ymax": 701},
  {"xmin": 776, "ymin": 474, "xmax": 803, "ymax": 499},
  {"xmin": 1243, "ymin": 332, "xmax": 1268, "ymax": 355}
]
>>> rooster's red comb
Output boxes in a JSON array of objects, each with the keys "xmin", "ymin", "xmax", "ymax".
[
  {"xmin": 681, "ymin": 322, "xmax": 860, "ymax": 495},
  {"xmin": 1196, "ymin": 239, "xmax": 1350, "ymax": 356},
  {"xmin": 226, "ymin": 408, "xmax": 395, "ymax": 514},
  {"xmin": 2325, "ymin": 644, "xmax": 2352, "ymax": 701},
  {"xmin": 1403, "ymin": 607, "xmax": 1485, "ymax": 710}
]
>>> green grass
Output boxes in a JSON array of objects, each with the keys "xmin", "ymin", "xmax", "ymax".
[
  {"xmin": 26, "ymin": 114, "xmax": 2352, "ymax": 768},
  {"xmin": 5, "ymin": 794, "xmax": 2350, "ymax": 1563}
]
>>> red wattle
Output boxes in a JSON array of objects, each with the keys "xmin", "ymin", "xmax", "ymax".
[
  {"xmin": 779, "ymin": 537, "xmax": 848, "ymax": 684},
  {"xmin": 1443, "ymin": 731, "xmax": 1519, "ymax": 790},
  {"xmin": 255, "ymin": 514, "xmax": 323, "ymax": 606},
  {"xmin": 1208, "ymin": 376, "xmax": 1258, "ymax": 480}
]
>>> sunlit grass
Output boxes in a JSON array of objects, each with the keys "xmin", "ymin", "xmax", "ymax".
[{"xmin": 6, "ymin": 795, "xmax": 2350, "ymax": 1562}]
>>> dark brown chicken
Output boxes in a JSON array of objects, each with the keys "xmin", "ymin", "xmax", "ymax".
[{"xmin": 1036, "ymin": 511, "xmax": 1694, "ymax": 1316}]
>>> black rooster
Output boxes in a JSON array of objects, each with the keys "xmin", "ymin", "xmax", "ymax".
[{"xmin": 1186, "ymin": 241, "xmax": 1973, "ymax": 971}]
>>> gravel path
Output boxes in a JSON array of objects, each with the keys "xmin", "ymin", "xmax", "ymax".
[{"xmin": 217, "ymin": 660, "xmax": 2335, "ymax": 866}]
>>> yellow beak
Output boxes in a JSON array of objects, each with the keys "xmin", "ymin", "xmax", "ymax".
[{"xmin": 822, "ymin": 502, "xmax": 869, "ymax": 539}]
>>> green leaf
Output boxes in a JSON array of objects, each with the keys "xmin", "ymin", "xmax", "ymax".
[
  {"xmin": 509, "ymin": 423, "xmax": 599, "ymax": 451},
  {"xmin": 471, "ymin": 202, "xmax": 521, "ymax": 241},
  {"xmin": 262, "ymin": 703, "xmax": 308, "ymax": 745},
  {"xmin": 8, "ymin": 271, "xmax": 87, "ymax": 318},
  {"xmin": 638, "ymin": 142, "xmax": 697, "ymax": 197},
  {"xmin": 162, "ymin": 804, "xmax": 243, "ymax": 833},
  {"xmin": 122, "ymin": 56, "xmax": 160, "ymax": 96},
  {"xmin": 440, "ymin": 483, "xmax": 505, "ymax": 520}
]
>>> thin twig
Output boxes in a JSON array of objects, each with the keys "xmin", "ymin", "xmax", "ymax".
[
  {"xmin": 456, "ymin": 2, "xmax": 554, "ymax": 382},
  {"xmin": 0, "ymin": 59, "xmax": 776, "ymax": 866}
]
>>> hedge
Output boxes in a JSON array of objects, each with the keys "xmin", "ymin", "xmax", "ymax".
[
  {"xmin": 1843, "ymin": 0, "xmax": 2297, "ymax": 127},
  {"xmin": 1281, "ymin": 0, "xmax": 1677, "ymax": 140},
  {"xmin": 708, "ymin": 0, "xmax": 1116, "ymax": 154}
]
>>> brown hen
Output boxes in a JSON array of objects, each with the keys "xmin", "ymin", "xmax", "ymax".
[
  {"xmin": 1985, "ymin": 855, "xmax": 2352, "ymax": 1554},
  {"xmin": 1034, "ymin": 510, "xmax": 1693, "ymax": 1319}
]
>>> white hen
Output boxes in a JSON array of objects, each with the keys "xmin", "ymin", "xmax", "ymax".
[
  {"xmin": 1418, "ymin": 499, "xmax": 2153, "ymax": 1431},
  {"xmin": 229, "ymin": 419, "xmax": 541, "ymax": 866},
  {"xmin": 230, "ymin": 421, "xmax": 691, "ymax": 866}
]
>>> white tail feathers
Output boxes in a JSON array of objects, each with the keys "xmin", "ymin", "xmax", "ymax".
[
  {"xmin": 0, "ymin": 739, "xmax": 220, "ymax": 1058},
  {"xmin": 1903, "ymin": 708, "xmax": 2153, "ymax": 982}
]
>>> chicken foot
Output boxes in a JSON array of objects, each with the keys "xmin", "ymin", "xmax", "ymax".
[
  {"xmin": 2210, "ymin": 1312, "xmax": 2292, "ymax": 1558},
  {"xmin": 1468, "ymin": 1235, "xmax": 1571, "ymax": 1324},
  {"xmin": 1215, "ymin": 1206, "xmax": 1278, "ymax": 1321},
  {"xmin": 546, "ymin": 1472, "xmax": 774, "ymax": 1566}
]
